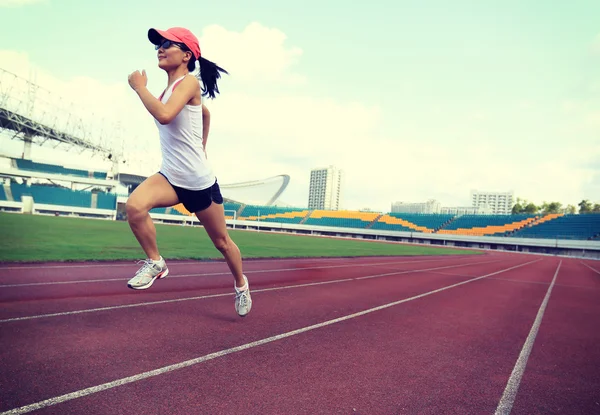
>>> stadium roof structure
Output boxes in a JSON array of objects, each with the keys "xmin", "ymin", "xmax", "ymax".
[
  {"xmin": 0, "ymin": 68, "xmax": 115, "ymax": 159},
  {"xmin": 220, "ymin": 174, "xmax": 290, "ymax": 206},
  {"xmin": 117, "ymin": 173, "xmax": 290, "ymax": 206}
]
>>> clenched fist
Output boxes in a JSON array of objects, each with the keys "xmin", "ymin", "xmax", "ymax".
[{"xmin": 128, "ymin": 70, "xmax": 147, "ymax": 91}]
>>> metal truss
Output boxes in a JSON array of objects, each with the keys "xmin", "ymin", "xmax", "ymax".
[{"xmin": 0, "ymin": 68, "xmax": 116, "ymax": 160}]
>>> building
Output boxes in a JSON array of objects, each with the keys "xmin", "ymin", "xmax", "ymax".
[
  {"xmin": 470, "ymin": 190, "xmax": 514, "ymax": 215},
  {"xmin": 308, "ymin": 166, "xmax": 342, "ymax": 210},
  {"xmin": 440, "ymin": 206, "xmax": 492, "ymax": 215},
  {"xmin": 391, "ymin": 199, "xmax": 441, "ymax": 214}
]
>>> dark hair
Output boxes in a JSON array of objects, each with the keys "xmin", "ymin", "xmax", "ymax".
[
  {"xmin": 176, "ymin": 43, "xmax": 228, "ymax": 99},
  {"xmin": 188, "ymin": 57, "xmax": 228, "ymax": 99}
]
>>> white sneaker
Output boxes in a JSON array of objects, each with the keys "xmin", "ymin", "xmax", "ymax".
[
  {"xmin": 235, "ymin": 275, "xmax": 252, "ymax": 317},
  {"xmin": 127, "ymin": 257, "xmax": 169, "ymax": 290}
]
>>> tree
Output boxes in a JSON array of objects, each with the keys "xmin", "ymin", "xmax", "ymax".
[
  {"xmin": 546, "ymin": 202, "xmax": 562, "ymax": 214},
  {"xmin": 512, "ymin": 203, "xmax": 523, "ymax": 214},
  {"xmin": 563, "ymin": 204, "xmax": 576, "ymax": 214},
  {"xmin": 579, "ymin": 200, "xmax": 593, "ymax": 214},
  {"xmin": 523, "ymin": 203, "xmax": 538, "ymax": 214},
  {"xmin": 593, "ymin": 203, "xmax": 600, "ymax": 213}
]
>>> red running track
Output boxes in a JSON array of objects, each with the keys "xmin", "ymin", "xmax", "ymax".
[{"xmin": 0, "ymin": 253, "xmax": 598, "ymax": 414}]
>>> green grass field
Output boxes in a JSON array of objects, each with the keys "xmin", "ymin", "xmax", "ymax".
[{"xmin": 0, "ymin": 212, "xmax": 479, "ymax": 263}]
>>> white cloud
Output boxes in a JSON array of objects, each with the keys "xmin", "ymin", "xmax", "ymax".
[
  {"xmin": 0, "ymin": 0, "xmax": 44, "ymax": 6},
  {"xmin": 199, "ymin": 22, "xmax": 305, "ymax": 85}
]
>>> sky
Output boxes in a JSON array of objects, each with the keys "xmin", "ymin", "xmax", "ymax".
[{"xmin": 0, "ymin": 0, "xmax": 599, "ymax": 212}]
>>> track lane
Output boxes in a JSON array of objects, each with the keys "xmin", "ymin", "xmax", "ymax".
[
  {"xmin": 0, "ymin": 257, "xmax": 499, "ymax": 319},
  {"xmin": 0, "ymin": 255, "xmax": 479, "ymax": 284},
  {"xmin": 507, "ymin": 259, "xmax": 600, "ymax": 415},
  {"xmin": 0, "ymin": 256, "xmax": 535, "ymax": 413}
]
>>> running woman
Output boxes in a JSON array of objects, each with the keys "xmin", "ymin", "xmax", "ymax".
[{"xmin": 125, "ymin": 27, "xmax": 252, "ymax": 317}]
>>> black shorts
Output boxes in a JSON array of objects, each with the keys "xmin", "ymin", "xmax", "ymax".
[{"xmin": 158, "ymin": 172, "xmax": 223, "ymax": 213}]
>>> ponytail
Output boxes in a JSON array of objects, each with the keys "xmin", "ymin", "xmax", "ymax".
[{"xmin": 187, "ymin": 56, "xmax": 228, "ymax": 99}]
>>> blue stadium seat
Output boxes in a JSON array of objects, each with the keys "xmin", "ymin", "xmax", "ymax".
[
  {"xmin": 239, "ymin": 205, "xmax": 309, "ymax": 224},
  {"xmin": 96, "ymin": 193, "xmax": 116, "ymax": 209},
  {"xmin": 511, "ymin": 214, "xmax": 600, "ymax": 240},
  {"xmin": 15, "ymin": 159, "xmax": 107, "ymax": 179},
  {"xmin": 10, "ymin": 183, "xmax": 91, "ymax": 208}
]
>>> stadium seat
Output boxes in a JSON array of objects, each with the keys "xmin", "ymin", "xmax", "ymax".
[
  {"xmin": 239, "ymin": 205, "xmax": 310, "ymax": 224},
  {"xmin": 510, "ymin": 214, "xmax": 600, "ymax": 240},
  {"xmin": 15, "ymin": 159, "xmax": 108, "ymax": 179},
  {"xmin": 372, "ymin": 213, "xmax": 454, "ymax": 233},
  {"xmin": 96, "ymin": 193, "xmax": 116, "ymax": 210},
  {"xmin": 304, "ymin": 210, "xmax": 379, "ymax": 229},
  {"xmin": 436, "ymin": 214, "xmax": 538, "ymax": 236},
  {"xmin": 10, "ymin": 183, "xmax": 92, "ymax": 208}
]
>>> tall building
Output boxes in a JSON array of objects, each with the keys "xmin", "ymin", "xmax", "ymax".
[
  {"xmin": 470, "ymin": 190, "xmax": 514, "ymax": 215},
  {"xmin": 308, "ymin": 166, "xmax": 342, "ymax": 210},
  {"xmin": 391, "ymin": 199, "xmax": 441, "ymax": 214}
]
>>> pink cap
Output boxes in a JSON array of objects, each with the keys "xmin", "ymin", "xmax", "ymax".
[{"xmin": 148, "ymin": 27, "xmax": 201, "ymax": 60}]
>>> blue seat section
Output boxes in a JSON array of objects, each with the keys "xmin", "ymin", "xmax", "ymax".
[
  {"xmin": 240, "ymin": 205, "xmax": 309, "ymax": 224},
  {"xmin": 11, "ymin": 183, "xmax": 92, "ymax": 207},
  {"xmin": 10, "ymin": 182, "xmax": 29, "ymax": 202},
  {"xmin": 0, "ymin": 186, "xmax": 6, "ymax": 201},
  {"xmin": 15, "ymin": 159, "xmax": 108, "ymax": 179},
  {"xmin": 224, "ymin": 202, "xmax": 242, "ymax": 211},
  {"xmin": 241, "ymin": 205, "xmax": 306, "ymax": 216},
  {"xmin": 93, "ymin": 172, "xmax": 108, "ymax": 179},
  {"xmin": 304, "ymin": 218, "xmax": 370, "ymax": 228},
  {"xmin": 370, "ymin": 222, "xmax": 414, "ymax": 232},
  {"xmin": 441, "ymin": 214, "xmax": 536, "ymax": 230},
  {"xmin": 511, "ymin": 215, "xmax": 600, "ymax": 240},
  {"xmin": 149, "ymin": 207, "xmax": 187, "ymax": 216},
  {"xmin": 388, "ymin": 213, "xmax": 454, "ymax": 230},
  {"xmin": 96, "ymin": 193, "xmax": 116, "ymax": 209}
]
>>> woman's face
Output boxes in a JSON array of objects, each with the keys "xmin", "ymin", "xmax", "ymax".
[{"xmin": 156, "ymin": 39, "xmax": 190, "ymax": 70}]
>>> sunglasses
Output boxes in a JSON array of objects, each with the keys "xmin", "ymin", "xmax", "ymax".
[{"xmin": 154, "ymin": 39, "xmax": 189, "ymax": 52}]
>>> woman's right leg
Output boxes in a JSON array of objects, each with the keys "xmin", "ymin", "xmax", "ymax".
[{"xmin": 126, "ymin": 173, "xmax": 179, "ymax": 261}]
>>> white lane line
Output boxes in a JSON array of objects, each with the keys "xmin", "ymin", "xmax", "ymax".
[
  {"xmin": 580, "ymin": 261, "xmax": 600, "ymax": 276},
  {"xmin": 0, "ymin": 259, "xmax": 540, "ymax": 415},
  {"xmin": 0, "ymin": 255, "xmax": 473, "ymax": 271},
  {"xmin": 0, "ymin": 259, "xmax": 502, "ymax": 323},
  {"xmin": 0, "ymin": 257, "xmax": 469, "ymax": 288},
  {"xmin": 494, "ymin": 260, "xmax": 561, "ymax": 415},
  {"xmin": 430, "ymin": 271, "xmax": 599, "ymax": 290},
  {"xmin": 0, "ymin": 257, "xmax": 339, "ymax": 270}
]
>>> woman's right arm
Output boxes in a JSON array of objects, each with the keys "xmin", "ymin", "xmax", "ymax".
[{"xmin": 202, "ymin": 104, "xmax": 210, "ymax": 156}]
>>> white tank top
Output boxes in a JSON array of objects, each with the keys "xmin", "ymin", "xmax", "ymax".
[{"xmin": 155, "ymin": 74, "xmax": 215, "ymax": 190}]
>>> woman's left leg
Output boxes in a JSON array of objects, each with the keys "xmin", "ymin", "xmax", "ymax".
[
  {"xmin": 195, "ymin": 201, "xmax": 244, "ymax": 286},
  {"xmin": 195, "ymin": 201, "xmax": 251, "ymax": 316}
]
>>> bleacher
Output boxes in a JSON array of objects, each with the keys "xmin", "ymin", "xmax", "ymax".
[
  {"xmin": 437, "ymin": 214, "xmax": 538, "ymax": 236},
  {"xmin": 239, "ymin": 205, "xmax": 309, "ymax": 224},
  {"xmin": 3, "ymin": 157, "xmax": 599, "ymax": 240},
  {"xmin": 224, "ymin": 202, "xmax": 242, "ymax": 219},
  {"xmin": 96, "ymin": 192, "xmax": 117, "ymax": 210},
  {"xmin": 149, "ymin": 207, "xmax": 187, "ymax": 216},
  {"xmin": 372, "ymin": 213, "xmax": 453, "ymax": 233},
  {"xmin": 304, "ymin": 210, "xmax": 379, "ymax": 229},
  {"xmin": 11, "ymin": 183, "xmax": 91, "ymax": 208},
  {"xmin": 14, "ymin": 159, "xmax": 107, "ymax": 179},
  {"xmin": 510, "ymin": 214, "xmax": 600, "ymax": 240}
]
